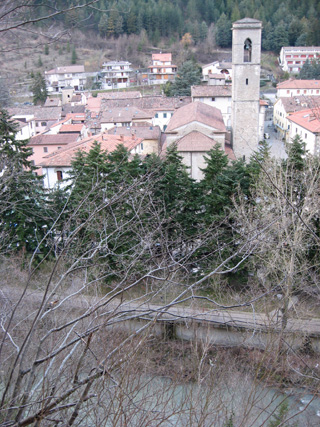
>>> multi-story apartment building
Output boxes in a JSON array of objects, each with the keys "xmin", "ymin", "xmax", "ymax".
[
  {"xmin": 101, "ymin": 61, "xmax": 134, "ymax": 89},
  {"xmin": 279, "ymin": 47, "xmax": 320, "ymax": 74},
  {"xmin": 45, "ymin": 65, "xmax": 87, "ymax": 93},
  {"xmin": 277, "ymin": 79, "xmax": 320, "ymax": 98},
  {"xmin": 148, "ymin": 53, "xmax": 177, "ymax": 84}
]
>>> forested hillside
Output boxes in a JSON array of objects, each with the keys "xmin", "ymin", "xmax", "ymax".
[{"xmin": 32, "ymin": 0, "xmax": 320, "ymax": 51}]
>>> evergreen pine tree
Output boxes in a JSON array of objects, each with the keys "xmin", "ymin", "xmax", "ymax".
[
  {"xmin": 166, "ymin": 60, "xmax": 202, "ymax": 97},
  {"xmin": 215, "ymin": 13, "xmax": 232, "ymax": 48},
  {"xmin": 0, "ymin": 110, "xmax": 49, "ymax": 256},
  {"xmin": 71, "ymin": 46, "xmax": 77, "ymax": 64},
  {"xmin": 31, "ymin": 72, "xmax": 48, "ymax": 105},
  {"xmin": 286, "ymin": 134, "xmax": 306, "ymax": 171}
]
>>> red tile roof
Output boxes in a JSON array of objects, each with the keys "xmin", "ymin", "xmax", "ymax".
[
  {"xmin": 101, "ymin": 106, "xmax": 152, "ymax": 123},
  {"xmin": 28, "ymin": 134, "xmax": 78, "ymax": 146},
  {"xmin": 41, "ymin": 133, "xmax": 143, "ymax": 167},
  {"xmin": 152, "ymin": 53, "xmax": 172, "ymax": 62},
  {"xmin": 277, "ymin": 79, "xmax": 320, "ymax": 90},
  {"xmin": 59, "ymin": 124, "xmax": 84, "ymax": 133},
  {"xmin": 191, "ymin": 85, "xmax": 232, "ymax": 97},
  {"xmin": 166, "ymin": 101, "xmax": 226, "ymax": 132},
  {"xmin": 287, "ymin": 109, "xmax": 320, "ymax": 133},
  {"xmin": 175, "ymin": 131, "xmax": 219, "ymax": 152},
  {"xmin": 65, "ymin": 113, "xmax": 86, "ymax": 121},
  {"xmin": 98, "ymin": 91, "xmax": 141, "ymax": 100},
  {"xmin": 86, "ymin": 96, "xmax": 101, "ymax": 113},
  {"xmin": 107, "ymin": 125, "xmax": 161, "ymax": 140}
]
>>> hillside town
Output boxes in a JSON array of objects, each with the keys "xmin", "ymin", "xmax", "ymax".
[
  {"xmin": 6, "ymin": 18, "xmax": 320, "ymax": 190},
  {"xmin": 3, "ymin": 11, "xmax": 320, "ymax": 426}
]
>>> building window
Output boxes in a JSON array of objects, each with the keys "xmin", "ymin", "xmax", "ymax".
[
  {"xmin": 140, "ymin": 143, "xmax": 143, "ymax": 151},
  {"xmin": 155, "ymin": 113, "xmax": 158, "ymax": 118},
  {"xmin": 244, "ymin": 38, "xmax": 252, "ymax": 62},
  {"xmin": 305, "ymin": 133, "xmax": 307, "ymax": 139},
  {"xmin": 163, "ymin": 113, "xmax": 167, "ymax": 118},
  {"xmin": 43, "ymin": 147, "xmax": 48, "ymax": 153},
  {"xmin": 58, "ymin": 146, "xmax": 62, "ymax": 150},
  {"xmin": 211, "ymin": 97, "xmax": 215, "ymax": 101},
  {"xmin": 246, "ymin": 78, "xmax": 248, "ymax": 85},
  {"xmin": 57, "ymin": 171, "xmax": 63, "ymax": 181},
  {"xmin": 41, "ymin": 121, "xmax": 47, "ymax": 126}
]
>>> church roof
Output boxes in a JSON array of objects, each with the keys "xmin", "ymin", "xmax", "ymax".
[{"xmin": 166, "ymin": 101, "xmax": 226, "ymax": 132}]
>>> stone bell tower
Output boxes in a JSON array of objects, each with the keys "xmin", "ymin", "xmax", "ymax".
[{"xmin": 231, "ymin": 18, "xmax": 262, "ymax": 160}]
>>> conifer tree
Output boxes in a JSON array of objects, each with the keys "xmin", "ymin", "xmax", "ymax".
[
  {"xmin": 165, "ymin": 60, "xmax": 202, "ymax": 97},
  {"xmin": 71, "ymin": 46, "xmax": 78, "ymax": 64},
  {"xmin": 286, "ymin": 134, "xmax": 306, "ymax": 172},
  {"xmin": 0, "ymin": 110, "xmax": 49, "ymax": 256},
  {"xmin": 31, "ymin": 72, "xmax": 47, "ymax": 105}
]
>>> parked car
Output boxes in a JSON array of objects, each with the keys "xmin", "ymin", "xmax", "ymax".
[{"xmin": 264, "ymin": 133, "xmax": 270, "ymax": 139}]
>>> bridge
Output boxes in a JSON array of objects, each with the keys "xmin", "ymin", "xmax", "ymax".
[{"xmin": 116, "ymin": 302, "xmax": 320, "ymax": 353}]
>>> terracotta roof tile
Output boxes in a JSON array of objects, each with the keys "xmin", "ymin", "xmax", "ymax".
[
  {"xmin": 176, "ymin": 131, "xmax": 219, "ymax": 152},
  {"xmin": 59, "ymin": 124, "xmax": 84, "ymax": 133},
  {"xmin": 287, "ymin": 109, "xmax": 320, "ymax": 133},
  {"xmin": 41, "ymin": 133, "xmax": 143, "ymax": 167},
  {"xmin": 107, "ymin": 125, "xmax": 161, "ymax": 140},
  {"xmin": 28, "ymin": 134, "xmax": 78, "ymax": 146},
  {"xmin": 86, "ymin": 96, "xmax": 102, "ymax": 113},
  {"xmin": 101, "ymin": 106, "xmax": 152, "ymax": 123},
  {"xmin": 152, "ymin": 53, "xmax": 172, "ymax": 62},
  {"xmin": 191, "ymin": 85, "xmax": 232, "ymax": 97},
  {"xmin": 277, "ymin": 79, "xmax": 320, "ymax": 90},
  {"xmin": 277, "ymin": 96, "xmax": 320, "ymax": 113},
  {"xmin": 98, "ymin": 91, "xmax": 141, "ymax": 100},
  {"xmin": 9, "ymin": 106, "xmax": 62, "ymax": 121},
  {"xmin": 166, "ymin": 102, "xmax": 226, "ymax": 132},
  {"xmin": 44, "ymin": 98, "xmax": 60, "ymax": 107}
]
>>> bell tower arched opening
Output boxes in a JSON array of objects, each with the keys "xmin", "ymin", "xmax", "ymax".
[{"xmin": 244, "ymin": 38, "xmax": 252, "ymax": 62}]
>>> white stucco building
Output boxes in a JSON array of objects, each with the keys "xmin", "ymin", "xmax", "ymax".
[
  {"xmin": 101, "ymin": 61, "xmax": 134, "ymax": 90},
  {"xmin": 279, "ymin": 47, "xmax": 320, "ymax": 74},
  {"xmin": 45, "ymin": 65, "xmax": 87, "ymax": 93}
]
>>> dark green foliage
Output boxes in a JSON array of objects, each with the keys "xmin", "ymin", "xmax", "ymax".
[
  {"xmin": 215, "ymin": 13, "xmax": 232, "ymax": 48},
  {"xmin": 299, "ymin": 59, "xmax": 320, "ymax": 79},
  {"xmin": 286, "ymin": 134, "xmax": 306, "ymax": 171},
  {"xmin": 200, "ymin": 145, "xmax": 252, "ymax": 222},
  {"xmin": 0, "ymin": 110, "xmax": 49, "ymax": 256},
  {"xmin": 31, "ymin": 72, "xmax": 48, "ymax": 105},
  {"xmin": 23, "ymin": 1, "xmax": 320, "ymax": 52},
  {"xmin": 71, "ymin": 46, "xmax": 77, "ymax": 64},
  {"xmin": 164, "ymin": 60, "xmax": 202, "ymax": 97}
]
